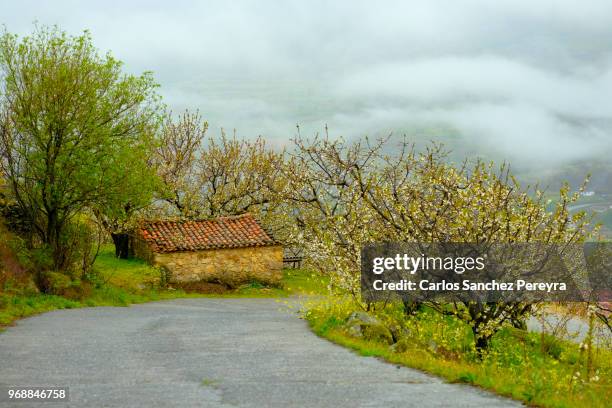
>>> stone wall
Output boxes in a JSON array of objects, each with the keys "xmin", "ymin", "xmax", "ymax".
[
  {"xmin": 130, "ymin": 234, "xmax": 155, "ymax": 264},
  {"xmin": 148, "ymin": 245, "xmax": 283, "ymax": 287}
]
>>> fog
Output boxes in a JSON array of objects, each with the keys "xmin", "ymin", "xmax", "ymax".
[{"xmin": 3, "ymin": 0, "xmax": 612, "ymax": 171}]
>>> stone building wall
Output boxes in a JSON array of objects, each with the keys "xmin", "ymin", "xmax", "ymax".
[
  {"xmin": 130, "ymin": 234, "xmax": 155, "ymax": 264},
  {"xmin": 144, "ymin": 245, "xmax": 283, "ymax": 287}
]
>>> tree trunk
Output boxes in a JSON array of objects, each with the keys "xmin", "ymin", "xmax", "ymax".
[
  {"xmin": 473, "ymin": 326, "xmax": 491, "ymax": 358},
  {"xmin": 511, "ymin": 318, "xmax": 527, "ymax": 330},
  {"xmin": 402, "ymin": 300, "xmax": 421, "ymax": 316},
  {"xmin": 475, "ymin": 335, "xmax": 489, "ymax": 353},
  {"xmin": 47, "ymin": 209, "xmax": 68, "ymax": 271},
  {"xmin": 111, "ymin": 233, "xmax": 130, "ymax": 259}
]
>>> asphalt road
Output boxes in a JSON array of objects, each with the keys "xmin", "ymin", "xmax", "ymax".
[{"xmin": 0, "ymin": 298, "xmax": 521, "ymax": 407}]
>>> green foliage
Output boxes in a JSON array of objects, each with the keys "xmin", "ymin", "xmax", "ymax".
[
  {"xmin": 40, "ymin": 271, "xmax": 71, "ymax": 293},
  {"xmin": 25, "ymin": 247, "xmax": 54, "ymax": 272},
  {"xmin": 0, "ymin": 225, "xmax": 33, "ymax": 296},
  {"xmin": 0, "ymin": 25, "xmax": 161, "ymax": 272},
  {"xmin": 93, "ymin": 245, "xmax": 164, "ymax": 291},
  {"xmin": 228, "ymin": 269, "xmax": 328, "ymax": 298},
  {"xmin": 201, "ymin": 378, "xmax": 220, "ymax": 388},
  {"xmin": 0, "ymin": 245, "xmax": 191, "ymax": 327},
  {"xmin": 540, "ymin": 333, "xmax": 564, "ymax": 360},
  {"xmin": 155, "ymin": 115, "xmax": 285, "ymax": 221},
  {"xmin": 0, "ymin": 193, "xmax": 32, "ymax": 237},
  {"xmin": 594, "ymin": 209, "xmax": 612, "ymax": 237}
]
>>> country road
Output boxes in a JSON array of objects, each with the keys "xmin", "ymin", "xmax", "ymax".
[{"xmin": 0, "ymin": 298, "xmax": 520, "ymax": 407}]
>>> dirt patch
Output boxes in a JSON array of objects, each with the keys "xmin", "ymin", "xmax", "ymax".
[{"xmin": 173, "ymin": 281, "xmax": 230, "ymax": 294}]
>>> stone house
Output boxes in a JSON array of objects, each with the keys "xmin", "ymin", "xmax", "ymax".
[{"xmin": 130, "ymin": 214, "xmax": 283, "ymax": 287}]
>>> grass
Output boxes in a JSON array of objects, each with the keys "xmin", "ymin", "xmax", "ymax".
[
  {"xmin": 0, "ymin": 246, "xmax": 197, "ymax": 327},
  {"xmin": 0, "ymin": 293, "xmax": 81, "ymax": 327},
  {"xmin": 0, "ymin": 245, "xmax": 328, "ymax": 329},
  {"xmin": 278, "ymin": 268, "xmax": 329, "ymax": 296},
  {"xmin": 305, "ymin": 298, "xmax": 612, "ymax": 408}
]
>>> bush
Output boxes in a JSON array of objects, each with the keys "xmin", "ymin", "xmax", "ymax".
[
  {"xmin": 0, "ymin": 226, "xmax": 36, "ymax": 294},
  {"xmin": 40, "ymin": 271, "xmax": 72, "ymax": 293},
  {"xmin": 541, "ymin": 333, "xmax": 564, "ymax": 360},
  {"xmin": 158, "ymin": 266, "xmax": 171, "ymax": 288},
  {"xmin": 59, "ymin": 219, "xmax": 101, "ymax": 277},
  {"xmin": 0, "ymin": 193, "xmax": 33, "ymax": 237},
  {"xmin": 39, "ymin": 271, "xmax": 92, "ymax": 300}
]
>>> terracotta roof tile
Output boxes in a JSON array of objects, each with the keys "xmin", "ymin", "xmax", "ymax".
[{"xmin": 136, "ymin": 214, "xmax": 277, "ymax": 253}]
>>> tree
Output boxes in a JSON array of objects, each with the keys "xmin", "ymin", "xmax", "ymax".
[
  {"xmin": 283, "ymin": 134, "xmax": 593, "ymax": 353},
  {"xmin": 0, "ymin": 26, "xmax": 161, "ymax": 272},
  {"xmin": 279, "ymin": 134, "xmax": 386, "ymax": 297},
  {"xmin": 155, "ymin": 110, "xmax": 206, "ymax": 217},
  {"xmin": 195, "ymin": 132, "xmax": 284, "ymax": 218},
  {"xmin": 363, "ymin": 155, "xmax": 593, "ymax": 351},
  {"xmin": 92, "ymin": 141, "xmax": 160, "ymax": 259},
  {"xmin": 155, "ymin": 112, "xmax": 286, "ymax": 225}
]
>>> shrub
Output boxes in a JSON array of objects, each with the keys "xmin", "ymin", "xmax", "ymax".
[
  {"xmin": 0, "ymin": 193, "xmax": 33, "ymax": 238},
  {"xmin": 59, "ymin": 219, "xmax": 101, "ymax": 277},
  {"xmin": 541, "ymin": 333, "xmax": 564, "ymax": 360},
  {"xmin": 40, "ymin": 271, "xmax": 72, "ymax": 294},
  {"xmin": 39, "ymin": 271, "xmax": 92, "ymax": 300}
]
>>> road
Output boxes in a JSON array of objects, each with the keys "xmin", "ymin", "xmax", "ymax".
[{"xmin": 0, "ymin": 298, "xmax": 520, "ymax": 407}]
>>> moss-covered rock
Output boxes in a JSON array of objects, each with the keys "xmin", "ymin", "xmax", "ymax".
[
  {"xmin": 41, "ymin": 271, "xmax": 72, "ymax": 294},
  {"xmin": 344, "ymin": 312, "xmax": 396, "ymax": 345},
  {"xmin": 388, "ymin": 324, "xmax": 412, "ymax": 342},
  {"xmin": 362, "ymin": 323, "xmax": 394, "ymax": 345},
  {"xmin": 389, "ymin": 338, "xmax": 412, "ymax": 353},
  {"xmin": 346, "ymin": 311, "xmax": 381, "ymax": 326},
  {"xmin": 39, "ymin": 272, "xmax": 91, "ymax": 300},
  {"xmin": 345, "ymin": 311, "xmax": 382, "ymax": 339}
]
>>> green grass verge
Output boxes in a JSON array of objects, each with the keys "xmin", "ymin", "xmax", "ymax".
[{"xmin": 305, "ymin": 298, "xmax": 612, "ymax": 408}]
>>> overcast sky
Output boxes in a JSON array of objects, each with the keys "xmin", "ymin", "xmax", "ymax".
[{"xmin": 3, "ymin": 0, "xmax": 612, "ymax": 170}]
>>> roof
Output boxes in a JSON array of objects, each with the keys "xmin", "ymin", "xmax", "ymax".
[{"xmin": 135, "ymin": 214, "xmax": 278, "ymax": 253}]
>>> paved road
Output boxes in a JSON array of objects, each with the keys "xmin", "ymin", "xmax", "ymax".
[{"xmin": 0, "ymin": 298, "xmax": 520, "ymax": 407}]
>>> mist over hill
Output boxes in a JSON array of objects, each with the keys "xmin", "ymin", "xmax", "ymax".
[{"xmin": 3, "ymin": 1, "xmax": 611, "ymax": 197}]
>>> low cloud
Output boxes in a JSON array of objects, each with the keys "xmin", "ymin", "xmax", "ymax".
[
  {"xmin": 3, "ymin": 0, "xmax": 612, "ymax": 169},
  {"xmin": 331, "ymin": 56, "xmax": 612, "ymax": 166}
]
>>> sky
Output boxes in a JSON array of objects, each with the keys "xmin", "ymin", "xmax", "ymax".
[{"xmin": 3, "ymin": 0, "xmax": 612, "ymax": 172}]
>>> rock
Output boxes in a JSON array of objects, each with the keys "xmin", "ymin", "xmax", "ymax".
[
  {"xmin": 362, "ymin": 324, "xmax": 394, "ymax": 345},
  {"xmin": 426, "ymin": 339, "xmax": 438, "ymax": 353},
  {"xmin": 345, "ymin": 312, "xmax": 384, "ymax": 340},
  {"xmin": 388, "ymin": 324, "xmax": 411, "ymax": 342},
  {"xmin": 344, "ymin": 312, "xmax": 395, "ymax": 345},
  {"xmin": 346, "ymin": 324, "xmax": 363, "ymax": 338},
  {"xmin": 346, "ymin": 311, "xmax": 381, "ymax": 326},
  {"xmin": 389, "ymin": 338, "xmax": 412, "ymax": 353}
]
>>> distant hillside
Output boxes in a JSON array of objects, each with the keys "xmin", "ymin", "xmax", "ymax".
[
  {"xmin": 523, "ymin": 160, "xmax": 612, "ymax": 194},
  {"xmin": 382, "ymin": 127, "xmax": 611, "ymax": 195},
  {"xmin": 594, "ymin": 208, "xmax": 612, "ymax": 238}
]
